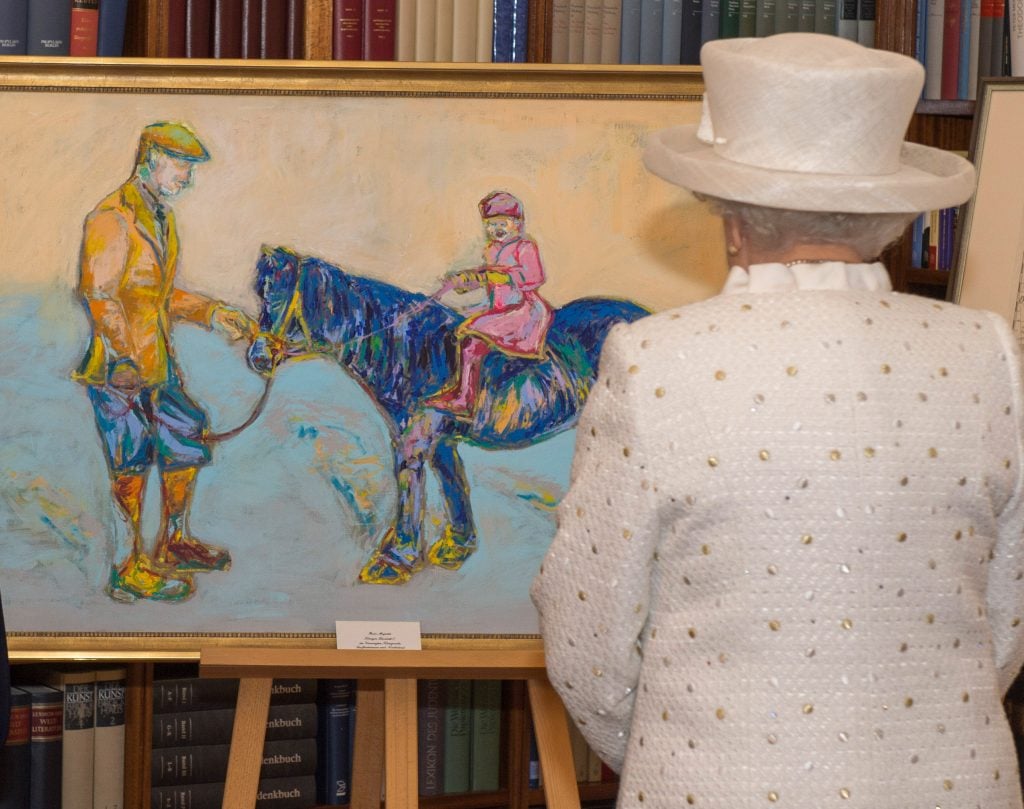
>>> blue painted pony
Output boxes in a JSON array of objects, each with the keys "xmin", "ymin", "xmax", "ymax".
[{"xmin": 247, "ymin": 245, "xmax": 649, "ymax": 584}]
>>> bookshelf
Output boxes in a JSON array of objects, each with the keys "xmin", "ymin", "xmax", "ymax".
[{"xmin": 0, "ymin": 0, "xmax": 985, "ymax": 806}]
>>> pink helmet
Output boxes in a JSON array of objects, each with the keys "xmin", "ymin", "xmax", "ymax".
[{"xmin": 479, "ymin": 191, "xmax": 523, "ymax": 220}]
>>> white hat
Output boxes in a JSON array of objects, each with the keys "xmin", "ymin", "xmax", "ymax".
[{"xmin": 643, "ymin": 33, "xmax": 976, "ymax": 213}]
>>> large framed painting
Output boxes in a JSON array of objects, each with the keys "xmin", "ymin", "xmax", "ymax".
[
  {"xmin": 951, "ymin": 77, "xmax": 1024, "ymax": 342},
  {"xmin": 0, "ymin": 59, "xmax": 717, "ymax": 653}
]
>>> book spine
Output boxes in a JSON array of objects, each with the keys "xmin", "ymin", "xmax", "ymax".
[
  {"xmin": 0, "ymin": 689, "xmax": 30, "ymax": 809},
  {"xmin": 241, "ymin": 0, "xmax": 259, "ymax": 55},
  {"xmin": 286, "ymin": 0, "xmax": 303, "ymax": 57},
  {"xmin": 334, "ymin": 0, "xmax": 363, "ymax": 58},
  {"xmin": 152, "ymin": 738, "xmax": 318, "ymax": 786},
  {"xmin": 995, "ymin": 0, "xmax": 1008, "ymax": 74},
  {"xmin": 581, "ymin": 0, "xmax": 601, "ymax": 61},
  {"xmin": 152, "ymin": 775, "xmax": 318, "ymax": 809},
  {"xmin": 96, "ymin": 0, "xmax": 129, "ymax": 55},
  {"xmin": 26, "ymin": 0, "xmax": 72, "ymax": 54},
  {"xmin": 942, "ymin": 0, "xmax": 962, "ymax": 97},
  {"xmin": 527, "ymin": 723, "xmax": 541, "ymax": 788},
  {"xmin": 93, "ymin": 670, "xmax": 126, "ymax": 809},
  {"xmin": 395, "ymin": 0, "xmax": 414, "ymax": 59},
  {"xmin": 928, "ymin": 208, "xmax": 939, "ymax": 269},
  {"xmin": 430, "ymin": 0, "xmax": 451, "ymax": 57},
  {"xmin": 1011, "ymin": 0, "xmax": 1024, "ymax": 72},
  {"xmin": 552, "ymin": 0, "xmax": 570, "ymax": 60},
  {"xmin": 153, "ymin": 703, "xmax": 319, "ymax": 748},
  {"xmin": 857, "ymin": 0, "xmax": 875, "ymax": 44},
  {"xmin": 451, "ymin": 0, "xmax": 478, "ymax": 61},
  {"xmin": 364, "ymin": 0, "xmax": 396, "ymax": 58},
  {"xmin": 621, "ymin": 0, "xmax": 642, "ymax": 60},
  {"xmin": 58, "ymin": 674, "xmax": 96, "ymax": 809},
  {"xmin": 739, "ymin": 0, "xmax": 757, "ymax": 35},
  {"xmin": 837, "ymin": 0, "xmax": 857, "ymax": 37},
  {"xmin": 316, "ymin": 680, "xmax": 354, "ymax": 806},
  {"xmin": 924, "ymin": 0, "xmax": 945, "ymax": 97},
  {"xmin": 69, "ymin": 0, "xmax": 100, "ymax": 55},
  {"xmin": 476, "ymin": 0, "xmax": 493, "ymax": 60},
  {"xmin": 468, "ymin": 681, "xmax": 501, "ymax": 792},
  {"xmin": 681, "ymin": 0, "xmax": 701, "ymax": 61},
  {"xmin": 303, "ymin": 0, "xmax": 332, "ymax": 58},
  {"xmin": 774, "ymin": 0, "xmax": 798, "ymax": 32},
  {"xmin": 441, "ymin": 679, "xmax": 471, "ymax": 794},
  {"xmin": 959, "ymin": 0, "xmax": 973, "ymax": 94},
  {"xmin": 756, "ymin": 0, "xmax": 777, "ymax": 36},
  {"xmin": 493, "ymin": 0, "xmax": 514, "ymax": 60},
  {"xmin": 599, "ymin": 0, "xmax": 621, "ymax": 62},
  {"xmin": 417, "ymin": 680, "xmax": 445, "ymax": 796},
  {"xmin": 661, "ymin": 0, "xmax": 682, "ymax": 63},
  {"xmin": 260, "ymin": 0, "xmax": 288, "ymax": 57},
  {"xmin": 568, "ymin": 714, "xmax": 588, "ymax": 782},
  {"xmin": 702, "ymin": 0, "xmax": 721, "ymax": 39},
  {"xmin": 186, "ymin": 0, "xmax": 212, "ymax": 56},
  {"xmin": 212, "ymin": 0, "xmax": 243, "ymax": 56},
  {"xmin": 639, "ymin": 0, "xmax": 664, "ymax": 62},
  {"xmin": 152, "ymin": 679, "xmax": 317, "ymax": 713},
  {"xmin": 25, "ymin": 687, "xmax": 62, "ymax": 809},
  {"xmin": 911, "ymin": 212, "xmax": 925, "ymax": 268},
  {"xmin": 797, "ymin": 0, "xmax": 816, "ymax": 30},
  {"xmin": 511, "ymin": 0, "xmax": 528, "ymax": 61},
  {"xmin": 968, "ymin": 0, "xmax": 981, "ymax": 92},
  {"xmin": 721, "ymin": 0, "xmax": 741, "ymax": 35},
  {"xmin": 814, "ymin": 0, "xmax": 837, "ymax": 32},
  {"xmin": 567, "ymin": 0, "xmax": 585, "ymax": 61},
  {"xmin": 414, "ymin": 0, "xmax": 436, "ymax": 59},
  {"xmin": 0, "ymin": 0, "xmax": 28, "ymax": 53}
]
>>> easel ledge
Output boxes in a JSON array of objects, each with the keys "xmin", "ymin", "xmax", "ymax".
[{"xmin": 199, "ymin": 646, "xmax": 582, "ymax": 809}]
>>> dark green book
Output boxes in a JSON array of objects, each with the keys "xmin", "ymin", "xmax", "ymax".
[{"xmin": 441, "ymin": 680, "xmax": 471, "ymax": 794}]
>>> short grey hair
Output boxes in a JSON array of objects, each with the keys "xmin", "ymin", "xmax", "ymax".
[{"xmin": 699, "ymin": 195, "xmax": 918, "ymax": 261}]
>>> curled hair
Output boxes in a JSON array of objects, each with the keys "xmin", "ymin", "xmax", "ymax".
[{"xmin": 699, "ymin": 194, "xmax": 918, "ymax": 261}]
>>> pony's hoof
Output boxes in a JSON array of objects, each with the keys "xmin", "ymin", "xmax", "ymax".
[
  {"xmin": 427, "ymin": 528, "xmax": 478, "ymax": 571},
  {"xmin": 358, "ymin": 554, "xmax": 413, "ymax": 585}
]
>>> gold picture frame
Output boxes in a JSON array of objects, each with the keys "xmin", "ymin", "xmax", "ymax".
[{"xmin": 0, "ymin": 58, "xmax": 711, "ymax": 656}]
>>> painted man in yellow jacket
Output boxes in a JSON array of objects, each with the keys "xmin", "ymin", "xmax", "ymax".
[{"xmin": 75, "ymin": 122, "xmax": 255, "ymax": 602}]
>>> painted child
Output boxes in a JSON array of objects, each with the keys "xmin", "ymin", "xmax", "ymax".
[{"xmin": 425, "ymin": 191, "xmax": 554, "ymax": 417}]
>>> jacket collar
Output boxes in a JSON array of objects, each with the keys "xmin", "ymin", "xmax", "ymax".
[{"xmin": 721, "ymin": 261, "xmax": 892, "ymax": 294}]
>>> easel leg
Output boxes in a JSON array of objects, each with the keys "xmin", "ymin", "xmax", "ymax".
[
  {"xmin": 221, "ymin": 677, "xmax": 272, "ymax": 809},
  {"xmin": 384, "ymin": 677, "xmax": 419, "ymax": 809},
  {"xmin": 527, "ymin": 678, "xmax": 582, "ymax": 809},
  {"xmin": 351, "ymin": 679, "xmax": 385, "ymax": 809}
]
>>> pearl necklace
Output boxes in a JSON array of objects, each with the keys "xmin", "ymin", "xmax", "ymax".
[{"xmin": 782, "ymin": 259, "xmax": 843, "ymax": 268}]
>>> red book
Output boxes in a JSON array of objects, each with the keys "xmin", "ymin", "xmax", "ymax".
[
  {"xmin": 167, "ymin": 0, "xmax": 188, "ymax": 56},
  {"xmin": 334, "ymin": 0, "xmax": 364, "ymax": 58},
  {"xmin": 363, "ymin": 0, "xmax": 396, "ymax": 60},
  {"xmin": 287, "ymin": 0, "xmax": 304, "ymax": 57},
  {"xmin": 186, "ymin": 0, "xmax": 212, "ymax": 56},
  {"xmin": 260, "ymin": 0, "xmax": 288, "ymax": 58},
  {"xmin": 212, "ymin": 0, "xmax": 243, "ymax": 56},
  {"xmin": 941, "ymin": 0, "xmax": 962, "ymax": 98},
  {"xmin": 70, "ymin": 0, "xmax": 100, "ymax": 55},
  {"xmin": 241, "ymin": 0, "xmax": 260, "ymax": 56}
]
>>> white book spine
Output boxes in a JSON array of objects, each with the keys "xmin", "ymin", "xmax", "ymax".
[
  {"xmin": 476, "ymin": 0, "xmax": 494, "ymax": 60},
  {"xmin": 93, "ymin": 669, "xmax": 127, "ymax": 809},
  {"xmin": 396, "ymin": 0, "xmax": 417, "ymax": 60},
  {"xmin": 434, "ymin": 0, "xmax": 454, "ymax": 60},
  {"xmin": 568, "ymin": 0, "xmax": 586, "ymax": 62},
  {"xmin": 924, "ymin": 0, "xmax": 945, "ymax": 98},
  {"xmin": 451, "ymin": 0, "xmax": 477, "ymax": 61},
  {"xmin": 583, "ymin": 0, "xmax": 604, "ymax": 62},
  {"xmin": 600, "ymin": 0, "xmax": 622, "ymax": 63},
  {"xmin": 1011, "ymin": 0, "xmax": 1024, "ymax": 74},
  {"xmin": 414, "ymin": 0, "xmax": 437, "ymax": 60},
  {"xmin": 552, "ymin": 0, "xmax": 571, "ymax": 61},
  {"xmin": 968, "ymin": 0, "xmax": 981, "ymax": 93}
]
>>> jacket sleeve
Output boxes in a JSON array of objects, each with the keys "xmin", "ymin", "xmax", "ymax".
[
  {"xmin": 985, "ymin": 314, "xmax": 1024, "ymax": 695},
  {"xmin": 169, "ymin": 287, "xmax": 218, "ymax": 327},
  {"xmin": 79, "ymin": 208, "xmax": 136, "ymax": 366},
  {"xmin": 530, "ymin": 325, "xmax": 659, "ymax": 773}
]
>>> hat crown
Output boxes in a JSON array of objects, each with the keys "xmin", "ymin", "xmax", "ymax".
[{"xmin": 701, "ymin": 34, "xmax": 924, "ymax": 178}]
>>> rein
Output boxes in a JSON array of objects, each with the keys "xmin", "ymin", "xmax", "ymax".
[{"xmin": 204, "ymin": 266, "xmax": 451, "ymax": 442}]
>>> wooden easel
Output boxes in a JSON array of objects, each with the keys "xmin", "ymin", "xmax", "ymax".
[{"xmin": 199, "ymin": 647, "xmax": 582, "ymax": 809}]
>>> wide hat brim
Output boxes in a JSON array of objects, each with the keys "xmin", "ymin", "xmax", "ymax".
[{"xmin": 644, "ymin": 123, "xmax": 975, "ymax": 213}]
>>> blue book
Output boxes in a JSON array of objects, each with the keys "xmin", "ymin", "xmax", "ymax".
[
  {"xmin": 682, "ymin": 0, "xmax": 702, "ymax": 62},
  {"xmin": 493, "ymin": 0, "xmax": 513, "ymax": 61},
  {"xmin": 639, "ymin": 0, "xmax": 664, "ymax": 63},
  {"xmin": 26, "ymin": 0, "xmax": 71, "ymax": 54},
  {"xmin": 662, "ymin": 0, "xmax": 682, "ymax": 63},
  {"xmin": 527, "ymin": 723, "xmax": 540, "ymax": 788},
  {"xmin": 911, "ymin": 213, "xmax": 925, "ymax": 269},
  {"xmin": 620, "ymin": 0, "xmax": 643, "ymax": 62},
  {"xmin": 958, "ymin": 0, "xmax": 972, "ymax": 98},
  {"xmin": 315, "ymin": 680, "xmax": 355, "ymax": 806},
  {"xmin": 0, "ymin": 0, "xmax": 28, "ymax": 53},
  {"xmin": 96, "ymin": 0, "xmax": 128, "ymax": 56},
  {"xmin": 511, "ymin": 0, "xmax": 528, "ymax": 62},
  {"xmin": 916, "ymin": 0, "xmax": 928, "ymax": 65}
]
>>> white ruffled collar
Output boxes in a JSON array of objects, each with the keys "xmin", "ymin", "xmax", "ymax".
[{"xmin": 721, "ymin": 261, "xmax": 892, "ymax": 294}]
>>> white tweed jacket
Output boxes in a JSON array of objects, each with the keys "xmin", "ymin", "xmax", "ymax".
[{"xmin": 531, "ymin": 262, "xmax": 1024, "ymax": 809}]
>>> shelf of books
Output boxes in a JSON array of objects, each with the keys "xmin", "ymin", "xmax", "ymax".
[{"xmin": 0, "ymin": 662, "xmax": 620, "ymax": 809}]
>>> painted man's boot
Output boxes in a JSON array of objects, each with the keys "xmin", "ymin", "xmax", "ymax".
[
  {"xmin": 427, "ymin": 525, "xmax": 479, "ymax": 570},
  {"xmin": 424, "ymin": 337, "xmax": 489, "ymax": 418},
  {"xmin": 154, "ymin": 467, "xmax": 232, "ymax": 573},
  {"xmin": 107, "ymin": 552, "xmax": 194, "ymax": 603}
]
